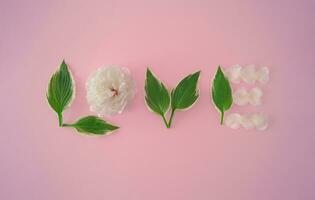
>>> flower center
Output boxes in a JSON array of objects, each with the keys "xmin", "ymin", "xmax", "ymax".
[{"xmin": 110, "ymin": 88, "xmax": 119, "ymax": 96}]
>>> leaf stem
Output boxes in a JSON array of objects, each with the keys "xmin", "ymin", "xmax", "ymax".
[
  {"xmin": 220, "ymin": 111, "xmax": 224, "ymax": 125},
  {"xmin": 162, "ymin": 115, "xmax": 169, "ymax": 128},
  {"xmin": 62, "ymin": 123, "xmax": 74, "ymax": 127},
  {"xmin": 167, "ymin": 108, "xmax": 176, "ymax": 128},
  {"xmin": 58, "ymin": 112, "xmax": 63, "ymax": 127}
]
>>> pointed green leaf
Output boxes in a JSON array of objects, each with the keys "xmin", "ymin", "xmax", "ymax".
[
  {"xmin": 47, "ymin": 60, "xmax": 74, "ymax": 126},
  {"xmin": 211, "ymin": 66, "xmax": 233, "ymax": 124},
  {"xmin": 47, "ymin": 60, "xmax": 74, "ymax": 113},
  {"xmin": 171, "ymin": 71, "xmax": 200, "ymax": 110},
  {"xmin": 145, "ymin": 68, "xmax": 170, "ymax": 116},
  {"xmin": 69, "ymin": 116, "xmax": 119, "ymax": 135}
]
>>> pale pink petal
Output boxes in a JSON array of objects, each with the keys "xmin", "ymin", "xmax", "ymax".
[
  {"xmin": 233, "ymin": 87, "xmax": 248, "ymax": 106},
  {"xmin": 256, "ymin": 66, "xmax": 269, "ymax": 84},
  {"xmin": 240, "ymin": 113, "xmax": 255, "ymax": 129},
  {"xmin": 225, "ymin": 64, "xmax": 242, "ymax": 84},
  {"xmin": 248, "ymin": 87, "xmax": 263, "ymax": 106},
  {"xmin": 225, "ymin": 113, "xmax": 242, "ymax": 129},
  {"xmin": 241, "ymin": 64, "xmax": 257, "ymax": 84},
  {"xmin": 251, "ymin": 113, "xmax": 268, "ymax": 131}
]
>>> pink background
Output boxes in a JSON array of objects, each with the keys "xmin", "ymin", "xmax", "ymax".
[{"xmin": 1, "ymin": 0, "xmax": 314, "ymax": 199}]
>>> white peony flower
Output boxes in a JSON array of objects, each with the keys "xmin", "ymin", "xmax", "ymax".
[
  {"xmin": 86, "ymin": 66, "xmax": 136, "ymax": 116},
  {"xmin": 233, "ymin": 87, "xmax": 263, "ymax": 106},
  {"xmin": 225, "ymin": 113, "xmax": 268, "ymax": 131}
]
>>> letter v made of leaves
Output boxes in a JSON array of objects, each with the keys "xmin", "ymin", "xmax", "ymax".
[{"xmin": 145, "ymin": 68, "xmax": 200, "ymax": 128}]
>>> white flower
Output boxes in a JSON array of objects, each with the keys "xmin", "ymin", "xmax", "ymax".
[
  {"xmin": 225, "ymin": 113, "xmax": 268, "ymax": 131},
  {"xmin": 233, "ymin": 87, "xmax": 263, "ymax": 106},
  {"xmin": 224, "ymin": 64, "xmax": 269, "ymax": 84},
  {"xmin": 86, "ymin": 66, "xmax": 136, "ymax": 116}
]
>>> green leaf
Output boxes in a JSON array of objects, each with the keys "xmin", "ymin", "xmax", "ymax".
[
  {"xmin": 171, "ymin": 71, "xmax": 200, "ymax": 110},
  {"xmin": 47, "ymin": 60, "xmax": 74, "ymax": 126},
  {"xmin": 211, "ymin": 66, "xmax": 233, "ymax": 124},
  {"xmin": 65, "ymin": 116, "xmax": 119, "ymax": 135},
  {"xmin": 145, "ymin": 68, "xmax": 170, "ymax": 116},
  {"xmin": 167, "ymin": 71, "xmax": 200, "ymax": 128}
]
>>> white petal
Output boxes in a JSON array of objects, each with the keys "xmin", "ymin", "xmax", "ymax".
[
  {"xmin": 225, "ymin": 113, "xmax": 242, "ymax": 129},
  {"xmin": 241, "ymin": 64, "xmax": 257, "ymax": 84},
  {"xmin": 256, "ymin": 66, "xmax": 269, "ymax": 84},
  {"xmin": 251, "ymin": 113, "xmax": 268, "ymax": 131},
  {"xmin": 248, "ymin": 87, "xmax": 263, "ymax": 106},
  {"xmin": 240, "ymin": 113, "xmax": 255, "ymax": 129},
  {"xmin": 233, "ymin": 87, "xmax": 248, "ymax": 106},
  {"xmin": 225, "ymin": 64, "xmax": 242, "ymax": 84}
]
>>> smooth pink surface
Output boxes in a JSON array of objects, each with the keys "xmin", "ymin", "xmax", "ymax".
[{"xmin": 1, "ymin": 0, "xmax": 314, "ymax": 199}]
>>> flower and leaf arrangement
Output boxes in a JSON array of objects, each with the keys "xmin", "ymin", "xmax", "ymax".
[{"xmin": 47, "ymin": 60, "xmax": 268, "ymax": 136}]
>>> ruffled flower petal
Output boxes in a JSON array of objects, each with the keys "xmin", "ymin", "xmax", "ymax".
[
  {"xmin": 256, "ymin": 66, "xmax": 269, "ymax": 84},
  {"xmin": 248, "ymin": 87, "xmax": 263, "ymax": 106},
  {"xmin": 225, "ymin": 64, "xmax": 242, "ymax": 84},
  {"xmin": 233, "ymin": 87, "xmax": 248, "ymax": 106},
  {"xmin": 86, "ymin": 66, "xmax": 136, "ymax": 116},
  {"xmin": 240, "ymin": 113, "xmax": 255, "ymax": 129},
  {"xmin": 225, "ymin": 113, "xmax": 242, "ymax": 129},
  {"xmin": 251, "ymin": 113, "xmax": 268, "ymax": 131},
  {"xmin": 241, "ymin": 64, "xmax": 257, "ymax": 84}
]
